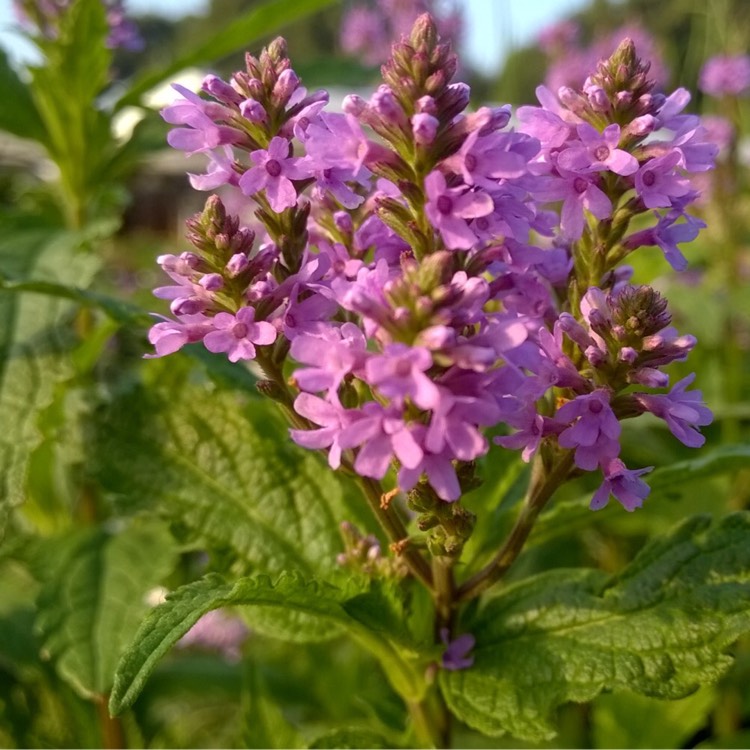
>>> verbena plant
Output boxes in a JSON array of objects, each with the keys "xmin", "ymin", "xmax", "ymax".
[{"xmin": 97, "ymin": 13, "xmax": 750, "ymax": 748}]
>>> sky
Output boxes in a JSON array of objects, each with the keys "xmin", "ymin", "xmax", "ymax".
[{"xmin": 0, "ymin": 0, "xmax": 592, "ymax": 75}]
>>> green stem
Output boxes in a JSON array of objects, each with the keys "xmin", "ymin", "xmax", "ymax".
[
  {"xmin": 359, "ymin": 477, "xmax": 434, "ymax": 590},
  {"xmin": 456, "ymin": 452, "xmax": 574, "ymax": 603}
]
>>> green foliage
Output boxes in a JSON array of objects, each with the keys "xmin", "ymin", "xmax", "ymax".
[
  {"xmin": 34, "ymin": 520, "xmax": 178, "ymax": 699},
  {"xmin": 592, "ymin": 686, "xmax": 717, "ymax": 748},
  {"xmin": 441, "ymin": 513, "xmax": 750, "ymax": 742},
  {"xmin": 308, "ymin": 727, "xmax": 394, "ymax": 748},
  {"xmin": 0, "ymin": 225, "xmax": 99, "ymax": 531},
  {"xmin": 0, "ymin": 49, "xmax": 46, "ymax": 143},
  {"xmin": 93, "ymin": 378, "xmax": 373, "ymax": 577},
  {"xmin": 109, "ymin": 572, "xmax": 424, "ymax": 716}
]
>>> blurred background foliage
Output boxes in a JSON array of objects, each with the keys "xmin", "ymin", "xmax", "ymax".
[{"xmin": 0, "ymin": 0, "xmax": 749, "ymax": 747}]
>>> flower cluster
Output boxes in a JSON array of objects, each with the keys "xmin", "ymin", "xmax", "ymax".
[
  {"xmin": 538, "ymin": 19, "xmax": 668, "ymax": 94},
  {"xmin": 150, "ymin": 18, "xmax": 713, "ymax": 516}
]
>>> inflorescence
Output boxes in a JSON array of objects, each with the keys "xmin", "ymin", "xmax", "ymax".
[{"xmin": 149, "ymin": 16, "xmax": 714, "ymax": 514}]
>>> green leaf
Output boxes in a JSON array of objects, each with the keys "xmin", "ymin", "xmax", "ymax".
[
  {"xmin": 308, "ymin": 728, "xmax": 394, "ymax": 749},
  {"xmin": 592, "ymin": 686, "xmax": 716, "ymax": 749},
  {"xmin": 34, "ymin": 521, "xmax": 178, "ymax": 699},
  {"xmin": 93, "ymin": 381, "xmax": 373, "ymax": 578},
  {"xmin": 110, "ymin": 572, "xmax": 422, "ymax": 716},
  {"xmin": 242, "ymin": 665, "xmax": 302, "ymax": 749},
  {"xmin": 441, "ymin": 513, "xmax": 750, "ymax": 742},
  {"xmin": 0, "ymin": 49, "xmax": 46, "ymax": 143},
  {"xmin": 0, "ymin": 227, "xmax": 99, "ymax": 530},
  {"xmin": 530, "ymin": 443, "xmax": 750, "ymax": 547},
  {"xmin": 115, "ymin": 0, "xmax": 337, "ymax": 110}
]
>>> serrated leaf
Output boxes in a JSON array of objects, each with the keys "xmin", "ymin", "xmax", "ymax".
[
  {"xmin": 115, "ymin": 0, "xmax": 336, "ymax": 110},
  {"xmin": 441, "ymin": 513, "xmax": 750, "ymax": 742},
  {"xmin": 34, "ymin": 521, "xmax": 178, "ymax": 699},
  {"xmin": 110, "ymin": 572, "xmax": 422, "ymax": 716},
  {"xmin": 0, "ymin": 227, "xmax": 99, "ymax": 530},
  {"xmin": 93, "ymin": 381, "xmax": 373, "ymax": 578}
]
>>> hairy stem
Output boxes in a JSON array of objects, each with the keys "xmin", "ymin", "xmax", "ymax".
[{"xmin": 456, "ymin": 452, "xmax": 574, "ymax": 603}]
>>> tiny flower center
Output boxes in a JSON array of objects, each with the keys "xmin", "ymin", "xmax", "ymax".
[
  {"xmin": 436, "ymin": 195, "xmax": 453, "ymax": 214},
  {"xmin": 265, "ymin": 159, "xmax": 282, "ymax": 177},
  {"xmin": 589, "ymin": 399, "xmax": 604, "ymax": 414},
  {"xmin": 323, "ymin": 168, "xmax": 333, "ymax": 179},
  {"xmin": 642, "ymin": 170, "xmax": 656, "ymax": 187},
  {"xmin": 594, "ymin": 145, "xmax": 610, "ymax": 162},
  {"xmin": 395, "ymin": 360, "xmax": 412, "ymax": 377},
  {"xmin": 475, "ymin": 217, "xmax": 489, "ymax": 231},
  {"xmin": 233, "ymin": 322, "xmax": 249, "ymax": 338},
  {"xmin": 464, "ymin": 153, "xmax": 477, "ymax": 172},
  {"xmin": 286, "ymin": 314, "xmax": 297, "ymax": 328},
  {"xmin": 573, "ymin": 177, "xmax": 589, "ymax": 194}
]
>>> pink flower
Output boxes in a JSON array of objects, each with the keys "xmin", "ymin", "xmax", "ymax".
[
  {"xmin": 238, "ymin": 137, "xmax": 311, "ymax": 212},
  {"xmin": 203, "ymin": 307, "xmax": 276, "ymax": 362}
]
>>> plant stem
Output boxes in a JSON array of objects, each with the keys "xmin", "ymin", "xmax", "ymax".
[
  {"xmin": 97, "ymin": 694, "xmax": 125, "ymax": 749},
  {"xmin": 359, "ymin": 477, "xmax": 434, "ymax": 589},
  {"xmin": 456, "ymin": 452, "xmax": 574, "ymax": 603}
]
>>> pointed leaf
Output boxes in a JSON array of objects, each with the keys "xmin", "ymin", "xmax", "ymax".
[
  {"xmin": 110, "ymin": 572, "xmax": 422, "ymax": 715},
  {"xmin": 441, "ymin": 513, "xmax": 750, "ymax": 742}
]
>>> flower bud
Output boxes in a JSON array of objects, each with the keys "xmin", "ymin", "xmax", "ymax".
[
  {"xmin": 199, "ymin": 273, "xmax": 224, "ymax": 291},
  {"xmin": 202, "ymin": 74, "xmax": 243, "ymax": 104},
  {"xmin": 226, "ymin": 253, "xmax": 250, "ymax": 277},
  {"xmin": 412, "ymin": 113, "xmax": 439, "ymax": 144},
  {"xmin": 273, "ymin": 68, "xmax": 300, "ymax": 103},
  {"xmin": 240, "ymin": 98, "xmax": 267, "ymax": 123},
  {"xmin": 342, "ymin": 94, "xmax": 367, "ymax": 116}
]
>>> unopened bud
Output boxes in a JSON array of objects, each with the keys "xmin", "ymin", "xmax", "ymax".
[
  {"xmin": 412, "ymin": 113, "xmax": 439, "ymax": 144},
  {"xmin": 199, "ymin": 273, "xmax": 224, "ymax": 291},
  {"xmin": 226, "ymin": 253, "xmax": 250, "ymax": 277},
  {"xmin": 342, "ymin": 94, "xmax": 367, "ymax": 116},
  {"xmin": 203, "ymin": 74, "xmax": 243, "ymax": 104},
  {"xmin": 333, "ymin": 211, "xmax": 353, "ymax": 234},
  {"xmin": 273, "ymin": 68, "xmax": 300, "ymax": 103},
  {"xmin": 240, "ymin": 98, "xmax": 267, "ymax": 123}
]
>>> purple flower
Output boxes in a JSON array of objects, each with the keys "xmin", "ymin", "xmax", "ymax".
[
  {"xmin": 533, "ymin": 170, "xmax": 612, "ymax": 240},
  {"xmin": 365, "ymin": 344, "xmax": 440, "ymax": 410},
  {"xmin": 162, "ymin": 85, "xmax": 243, "ymax": 156},
  {"xmin": 146, "ymin": 314, "xmax": 213, "ymax": 358},
  {"xmin": 557, "ymin": 123, "xmax": 638, "ymax": 176},
  {"xmin": 290, "ymin": 393, "xmax": 350, "ymax": 469},
  {"xmin": 557, "ymin": 390, "xmax": 621, "ymax": 471},
  {"xmin": 397, "ymin": 427, "xmax": 461, "ymax": 502},
  {"xmin": 699, "ymin": 54, "xmax": 750, "ymax": 97},
  {"xmin": 443, "ymin": 130, "xmax": 534, "ymax": 189},
  {"xmin": 635, "ymin": 373, "xmax": 712, "ymax": 448},
  {"xmin": 238, "ymin": 137, "xmax": 311, "ymax": 212},
  {"xmin": 291, "ymin": 324, "xmax": 366, "ymax": 396},
  {"xmin": 424, "ymin": 171, "xmax": 493, "ymax": 250},
  {"xmin": 634, "ymin": 151, "xmax": 691, "ymax": 209},
  {"xmin": 338, "ymin": 403, "xmax": 423, "ymax": 479},
  {"xmin": 590, "ymin": 458, "xmax": 653, "ymax": 512},
  {"xmin": 440, "ymin": 628, "xmax": 475, "ymax": 670},
  {"xmin": 203, "ymin": 307, "xmax": 276, "ymax": 362}
]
